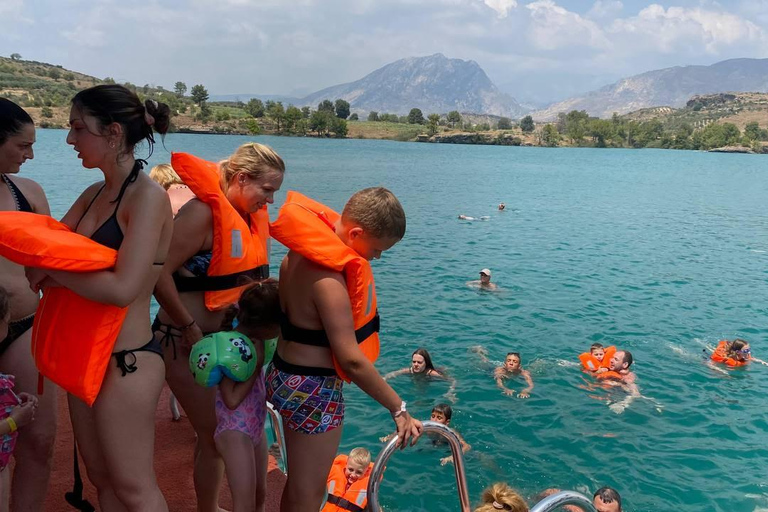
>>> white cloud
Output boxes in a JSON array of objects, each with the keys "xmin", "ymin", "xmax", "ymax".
[
  {"xmin": 525, "ymin": 0, "xmax": 609, "ymax": 51},
  {"xmin": 483, "ymin": 0, "xmax": 517, "ymax": 18},
  {"xmin": 587, "ymin": 0, "xmax": 622, "ymax": 20},
  {"xmin": 609, "ymin": 4, "xmax": 767, "ymax": 54}
]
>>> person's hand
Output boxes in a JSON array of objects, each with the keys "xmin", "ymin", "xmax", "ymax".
[
  {"xmin": 595, "ymin": 368, "xmax": 608, "ymax": 374},
  {"xmin": 16, "ymin": 393, "xmax": 38, "ymax": 407},
  {"xmin": 445, "ymin": 391, "xmax": 458, "ymax": 404},
  {"xmin": 517, "ymin": 391, "xmax": 530, "ymax": 399},
  {"xmin": 10, "ymin": 401, "xmax": 37, "ymax": 428},
  {"xmin": 469, "ymin": 346, "xmax": 487, "ymax": 357},
  {"xmin": 609, "ymin": 402, "xmax": 626, "ymax": 414},
  {"xmin": 502, "ymin": 388, "xmax": 515, "ymax": 397},
  {"xmin": 379, "ymin": 434, "xmax": 393, "ymax": 443},
  {"xmin": 25, "ymin": 267, "xmax": 49, "ymax": 293},
  {"xmin": 180, "ymin": 321, "xmax": 204, "ymax": 352},
  {"xmin": 440, "ymin": 456, "xmax": 453, "ymax": 466},
  {"xmin": 393, "ymin": 412, "xmax": 422, "ymax": 450}
]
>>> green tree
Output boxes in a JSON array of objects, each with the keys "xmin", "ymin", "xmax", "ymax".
[
  {"xmin": 10, "ymin": 53, "xmax": 21, "ymax": 61},
  {"xmin": 744, "ymin": 122, "xmax": 761, "ymax": 141},
  {"xmin": 334, "ymin": 99, "xmax": 350, "ymax": 119},
  {"xmin": 331, "ymin": 117, "xmax": 348, "ymax": 138},
  {"xmin": 587, "ymin": 119, "xmax": 614, "ymax": 147},
  {"xmin": 565, "ymin": 110, "xmax": 589, "ymax": 144},
  {"xmin": 301, "ymin": 106, "xmax": 311, "ymax": 119},
  {"xmin": 41, "ymin": 106, "xmax": 53, "ymax": 118},
  {"xmin": 540, "ymin": 124, "xmax": 559, "ymax": 147},
  {"xmin": 367, "ymin": 111, "xmax": 379, "ymax": 122},
  {"xmin": 408, "ymin": 108, "xmax": 424, "ymax": 125},
  {"xmin": 48, "ymin": 68, "xmax": 61, "ymax": 80},
  {"xmin": 245, "ymin": 119, "xmax": 261, "ymax": 135},
  {"xmin": 284, "ymin": 105, "xmax": 303, "ymax": 133},
  {"xmin": 245, "ymin": 98, "xmax": 265, "ymax": 118},
  {"xmin": 64, "ymin": 73, "xmax": 75, "ymax": 81},
  {"xmin": 190, "ymin": 84, "xmax": 209, "ymax": 106},
  {"xmin": 174, "ymin": 82, "xmax": 187, "ymax": 98},
  {"xmin": 197, "ymin": 103, "xmax": 212, "ymax": 124},
  {"xmin": 103, "ymin": 77, "xmax": 116, "ymax": 84},
  {"xmin": 349, "ymin": 113, "xmax": 359, "ymax": 121},
  {"xmin": 427, "ymin": 113, "xmax": 440, "ymax": 136},
  {"xmin": 497, "ymin": 117, "xmax": 512, "ymax": 130},
  {"xmin": 318, "ymin": 100, "xmax": 335, "ymax": 114},
  {"xmin": 446, "ymin": 111, "xmax": 461, "ymax": 128},
  {"xmin": 267, "ymin": 101, "xmax": 285, "ymax": 132},
  {"xmin": 215, "ymin": 110, "xmax": 231, "ymax": 122},
  {"xmin": 519, "ymin": 115, "xmax": 534, "ymax": 133},
  {"xmin": 310, "ymin": 110, "xmax": 333, "ymax": 135}
]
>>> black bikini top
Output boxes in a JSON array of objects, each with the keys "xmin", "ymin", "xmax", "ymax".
[
  {"xmin": 279, "ymin": 309, "xmax": 380, "ymax": 348},
  {"xmin": 2, "ymin": 174, "xmax": 33, "ymax": 213},
  {"xmin": 75, "ymin": 160, "xmax": 144, "ymax": 250}
]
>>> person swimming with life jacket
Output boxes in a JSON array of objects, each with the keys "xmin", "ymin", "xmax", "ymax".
[
  {"xmin": 579, "ymin": 343, "xmax": 617, "ymax": 375},
  {"xmin": 321, "ymin": 447, "xmax": 373, "ymax": 512},
  {"xmin": 471, "ymin": 347, "xmax": 533, "ymax": 398},
  {"xmin": 709, "ymin": 338, "xmax": 768, "ymax": 368}
]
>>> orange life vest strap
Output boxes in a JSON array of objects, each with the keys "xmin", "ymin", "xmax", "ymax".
[
  {"xmin": 173, "ymin": 265, "xmax": 269, "ymax": 292},
  {"xmin": 325, "ymin": 495, "xmax": 364, "ymax": 512}
]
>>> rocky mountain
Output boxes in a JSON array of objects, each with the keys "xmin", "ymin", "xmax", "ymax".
[
  {"xmin": 532, "ymin": 58, "xmax": 768, "ymax": 120},
  {"xmin": 301, "ymin": 53, "xmax": 526, "ymax": 118}
]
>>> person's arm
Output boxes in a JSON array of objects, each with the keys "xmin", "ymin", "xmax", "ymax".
[
  {"xmin": 470, "ymin": 345, "xmax": 490, "ymax": 364},
  {"xmin": 494, "ymin": 368, "xmax": 514, "ymax": 396},
  {"xmin": 315, "ymin": 273, "xmax": 422, "ymax": 448},
  {"xmin": 440, "ymin": 431, "xmax": 471, "ymax": 465},
  {"xmin": 610, "ymin": 377, "xmax": 641, "ymax": 413},
  {"xmin": 219, "ymin": 371, "xmax": 258, "ymax": 410},
  {"xmin": 518, "ymin": 370, "xmax": 534, "ymax": 398},
  {"xmin": 750, "ymin": 356, "xmax": 768, "ymax": 366},
  {"xmin": 0, "ymin": 401, "xmax": 37, "ymax": 436},
  {"xmin": 443, "ymin": 374, "xmax": 458, "ymax": 403},
  {"xmin": 34, "ymin": 185, "xmax": 170, "ymax": 307},
  {"xmin": 383, "ymin": 368, "xmax": 410, "ymax": 381},
  {"xmin": 153, "ymin": 200, "xmax": 212, "ymax": 346}
]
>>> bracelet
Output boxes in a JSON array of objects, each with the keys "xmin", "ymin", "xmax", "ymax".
[
  {"xmin": 6, "ymin": 416, "xmax": 17, "ymax": 433},
  {"xmin": 180, "ymin": 320, "xmax": 196, "ymax": 331},
  {"xmin": 391, "ymin": 401, "xmax": 407, "ymax": 418}
]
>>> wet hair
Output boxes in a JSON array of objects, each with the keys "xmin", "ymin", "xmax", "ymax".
[
  {"xmin": 0, "ymin": 285, "xmax": 9, "ymax": 321},
  {"xmin": 432, "ymin": 403, "xmax": 453, "ymax": 421},
  {"xmin": 0, "ymin": 98, "xmax": 34, "ymax": 146},
  {"xmin": 220, "ymin": 279, "xmax": 280, "ymax": 333},
  {"xmin": 342, "ymin": 187, "xmax": 406, "ymax": 240},
  {"xmin": 219, "ymin": 142, "xmax": 285, "ymax": 193},
  {"xmin": 506, "ymin": 352, "xmax": 521, "ymax": 360},
  {"xmin": 590, "ymin": 343, "xmax": 604, "ymax": 352},
  {"xmin": 730, "ymin": 339, "xmax": 748, "ymax": 354},
  {"xmin": 71, "ymin": 84, "xmax": 170, "ymax": 158},
  {"xmin": 473, "ymin": 483, "xmax": 528, "ymax": 512},
  {"xmin": 621, "ymin": 351, "xmax": 633, "ymax": 368},
  {"xmin": 149, "ymin": 163, "xmax": 183, "ymax": 189},
  {"xmin": 348, "ymin": 447, "xmax": 371, "ymax": 467},
  {"xmin": 412, "ymin": 348, "xmax": 436, "ymax": 374},
  {"xmin": 594, "ymin": 487, "xmax": 621, "ymax": 511}
]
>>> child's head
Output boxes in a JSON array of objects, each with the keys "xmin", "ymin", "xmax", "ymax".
[
  {"xmin": 411, "ymin": 348, "xmax": 436, "ymax": 374},
  {"xmin": 339, "ymin": 187, "xmax": 406, "ymax": 261},
  {"xmin": 590, "ymin": 343, "xmax": 605, "ymax": 361},
  {"xmin": 431, "ymin": 403, "xmax": 453, "ymax": 425},
  {"xmin": 474, "ymin": 483, "xmax": 528, "ymax": 512},
  {"xmin": 504, "ymin": 353, "xmax": 521, "ymax": 372},
  {"xmin": 344, "ymin": 447, "xmax": 371, "ymax": 485},
  {"xmin": 223, "ymin": 279, "xmax": 280, "ymax": 340},
  {"xmin": 148, "ymin": 163, "xmax": 182, "ymax": 190},
  {"xmin": 593, "ymin": 486, "xmax": 622, "ymax": 512},
  {"xmin": 729, "ymin": 338, "xmax": 751, "ymax": 360},
  {"xmin": 0, "ymin": 285, "xmax": 9, "ymax": 341}
]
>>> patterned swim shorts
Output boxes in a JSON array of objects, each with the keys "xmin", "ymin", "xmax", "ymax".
[{"xmin": 265, "ymin": 357, "xmax": 344, "ymax": 435}]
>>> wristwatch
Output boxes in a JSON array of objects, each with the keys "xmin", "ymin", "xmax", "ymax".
[{"xmin": 392, "ymin": 401, "xmax": 407, "ymax": 418}]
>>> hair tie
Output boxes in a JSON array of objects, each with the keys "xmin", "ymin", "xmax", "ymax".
[{"xmin": 492, "ymin": 501, "xmax": 504, "ymax": 510}]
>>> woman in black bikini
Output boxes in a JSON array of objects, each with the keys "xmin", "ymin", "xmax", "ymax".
[
  {"xmin": 152, "ymin": 143, "xmax": 284, "ymax": 512},
  {"xmin": 0, "ymin": 98, "xmax": 56, "ymax": 511},
  {"xmin": 26, "ymin": 85, "xmax": 172, "ymax": 511}
]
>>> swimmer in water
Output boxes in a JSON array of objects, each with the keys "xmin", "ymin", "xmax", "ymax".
[
  {"xmin": 498, "ymin": 203, "xmax": 505, "ymax": 211},
  {"xmin": 471, "ymin": 347, "xmax": 533, "ymax": 398},
  {"xmin": 466, "ymin": 268, "xmax": 498, "ymax": 291},
  {"xmin": 602, "ymin": 351, "xmax": 641, "ymax": 414},
  {"xmin": 707, "ymin": 338, "xmax": 768, "ymax": 367},
  {"xmin": 384, "ymin": 348, "xmax": 457, "ymax": 402},
  {"xmin": 458, "ymin": 214, "xmax": 490, "ymax": 221}
]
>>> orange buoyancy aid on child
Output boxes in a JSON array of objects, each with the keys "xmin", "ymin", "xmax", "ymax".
[
  {"xmin": 322, "ymin": 454, "xmax": 373, "ymax": 512},
  {"xmin": 711, "ymin": 340, "xmax": 748, "ymax": 367},
  {"xmin": 269, "ymin": 191, "xmax": 380, "ymax": 383},
  {"xmin": 0, "ymin": 212, "xmax": 124, "ymax": 406},
  {"xmin": 579, "ymin": 346, "xmax": 617, "ymax": 372},
  {"xmin": 596, "ymin": 370, "xmax": 624, "ymax": 380},
  {"xmin": 170, "ymin": 152, "xmax": 270, "ymax": 311}
]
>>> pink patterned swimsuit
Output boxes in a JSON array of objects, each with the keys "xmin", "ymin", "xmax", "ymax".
[
  {"xmin": 0, "ymin": 374, "xmax": 20, "ymax": 471},
  {"xmin": 214, "ymin": 371, "xmax": 267, "ymax": 445}
]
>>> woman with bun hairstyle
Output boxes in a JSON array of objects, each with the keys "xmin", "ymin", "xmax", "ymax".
[
  {"xmin": 26, "ymin": 85, "xmax": 173, "ymax": 511},
  {"xmin": 0, "ymin": 97, "xmax": 56, "ymax": 511},
  {"xmin": 153, "ymin": 142, "xmax": 284, "ymax": 512},
  {"xmin": 473, "ymin": 483, "xmax": 528, "ymax": 512}
]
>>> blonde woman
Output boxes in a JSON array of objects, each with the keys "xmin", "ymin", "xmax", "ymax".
[
  {"xmin": 149, "ymin": 163, "xmax": 196, "ymax": 217},
  {"xmin": 474, "ymin": 483, "xmax": 528, "ymax": 512},
  {"xmin": 153, "ymin": 143, "xmax": 284, "ymax": 512}
]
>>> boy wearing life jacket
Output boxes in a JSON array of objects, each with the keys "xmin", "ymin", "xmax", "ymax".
[
  {"xmin": 322, "ymin": 447, "xmax": 372, "ymax": 512},
  {"xmin": 580, "ymin": 343, "xmax": 616, "ymax": 375}
]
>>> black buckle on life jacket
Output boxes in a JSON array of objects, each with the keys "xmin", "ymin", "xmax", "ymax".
[
  {"xmin": 355, "ymin": 312, "xmax": 380, "ymax": 343},
  {"xmin": 326, "ymin": 494, "xmax": 364, "ymax": 512},
  {"xmin": 173, "ymin": 264, "xmax": 270, "ymax": 292}
]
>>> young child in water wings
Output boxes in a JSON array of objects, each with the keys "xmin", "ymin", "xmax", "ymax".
[{"xmin": 266, "ymin": 188, "xmax": 422, "ymax": 512}]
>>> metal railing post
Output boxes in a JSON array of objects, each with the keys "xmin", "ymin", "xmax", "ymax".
[
  {"xmin": 530, "ymin": 491, "xmax": 598, "ymax": 512},
  {"xmin": 367, "ymin": 421, "xmax": 471, "ymax": 512},
  {"xmin": 266, "ymin": 402, "xmax": 287, "ymax": 475}
]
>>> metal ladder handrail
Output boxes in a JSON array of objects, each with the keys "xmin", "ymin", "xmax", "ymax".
[
  {"xmin": 530, "ymin": 491, "xmax": 597, "ymax": 512},
  {"xmin": 367, "ymin": 420, "xmax": 471, "ymax": 512},
  {"xmin": 266, "ymin": 401, "xmax": 288, "ymax": 475}
]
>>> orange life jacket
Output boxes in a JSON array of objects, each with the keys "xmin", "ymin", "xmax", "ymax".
[
  {"xmin": 595, "ymin": 370, "xmax": 624, "ymax": 380},
  {"xmin": 170, "ymin": 152, "xmax": 270, "ymax": 311},
  {"xmin": 579, "ymin": 346, "xmax": 617, "ymax": 372},
  {"xmin": 0, "ymin": 212, "xmax": 124, "ymax": 406},
  {"xmin": 711, "ymin": 340, "xmax": 748, "ymax": 367},
  {"xmin": 321, "ymin": 454, "xmax": 373, "ymax": 512},
  {"xmin": 269, "ymin": 191, "xmax": 380, "ymax": 383}
]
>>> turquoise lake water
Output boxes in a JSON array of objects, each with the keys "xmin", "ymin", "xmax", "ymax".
[{"xmin": 23, "ymin": 130, "xmax": 768, "ymax": 512}]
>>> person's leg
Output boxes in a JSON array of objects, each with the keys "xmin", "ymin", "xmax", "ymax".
[
  {"xmin": 253, "ymin": 431, "xmax": 268, "ymax": 512},
  {"xmin": 162, "ymin": 334, "xmax": 222, "ymax": 512},
  {"xmin": 0, "ymin": 467, "xmax": 10, "ymax": 512},
  {"xmin": 92, "ymin": 350, "xmax": 167, "ymax": 512},
  {"xmin": 0, "ymin": 329, "xmax": 56, "ymax": 512},
  {"xmin": 280, "ymin": 427, "xmax": 343, "ymax": 512},
  {"xmin": 215, "ymin": 431, "xmax": 256, "ymax": 512}
]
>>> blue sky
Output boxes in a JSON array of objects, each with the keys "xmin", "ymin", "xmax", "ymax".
[{"xmin": 2, "ymin": 0, "xmax": 766, "ymax": 104}]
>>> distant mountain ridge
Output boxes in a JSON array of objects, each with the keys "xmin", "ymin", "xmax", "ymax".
[
  {"xmin": 300, "ymin": 53, "xmax": 526, "ymax": 118},
  {"xmin": 532, "ymin": 58, "xmax": 768, "ymax": 120}
]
